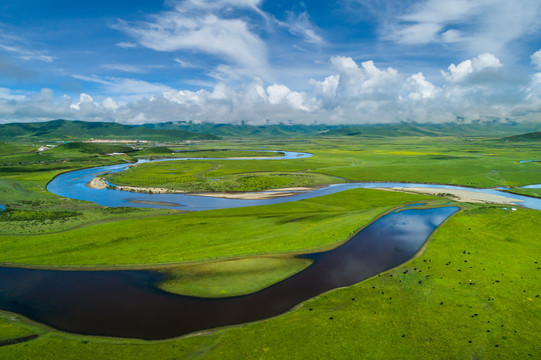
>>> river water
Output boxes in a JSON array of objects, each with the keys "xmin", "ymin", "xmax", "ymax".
[
  {"xmin": 45, "ymin": 151, "xmax": 541, "ymax": 211},
  {"xmin": 0, "ymin": 206, "xmax": 458, "ymax": 339},
  {"xmin": 0, "ymin": 151, "xmax": 538, "ymax": 339}
]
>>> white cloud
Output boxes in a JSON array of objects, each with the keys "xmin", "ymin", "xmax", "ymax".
[
  {"xmin": 174, "ymin": 58, "xmax": 198, "ymax": 68},
  {"xmin": 327, "ymin": 57, "xmax": 399, "ymax": 102},
  {"xmin": 267, "ymin": 84, "xmax": 311, "ymax": 111},
  {"xmin": 531, "ymin": 49, "xmax": 541, "ymax": 70},
  {"xmin": 102, "ymin": 64, "xmax": 147, "ymax": 73},
  {"xmin": 70, "ymin": 93, "xmax": 94, "ymax": 110},
  {"xmin": 0, "ymin": 41, "xmax": 54, "ymax": 63},
  {"xmin": 174, "ymin": 0, "xmax": 265, "ymax": 14},
  {"xmin": 405, "ymin": 72, "xmax": 438, "ymax": 100},
  {"xmin": 378, "ymin": 0, "xmax": 541, "ymax": 56},
  {"xmin": 0, "ymin": 87, "xmax": 26, "ymax": 101},
  {"xmin": 442, "ymin": 53, "xmax": 503, "ymax": 82},
  {"xmin": 1, "ymin": 54, "xmax": 541, "ymax": 125},
  {"xmin": 102, "ymin": 97, "xmax": 119, "ymax": 111},
  {"xmin": 115, "ymin": 0, "xmax": 268, "ymax": 78},
  {"xmin": 116, "ymin": 42, "xmax": 137, "ymax": 49},
  {"xmin": 310, "ymin": 74, "xmax": 339, "ymax": 107},
  {"xmin": 279, "ymin": 11, "xmax": 323, "ymax": 44},
  {"xmin": 72, "ymin": 75, "xmax": 173, "ymax": 97}
]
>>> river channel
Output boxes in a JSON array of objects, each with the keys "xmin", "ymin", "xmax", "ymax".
[
  {"xmin": 0, "ymin": 151, "xmax": 539, "ymax": 339},
  {"xmin": 0, "ymin": 206, "xmax": 458, "ymax": 339},
  {"xmin": 45, "ymin": 151, "xmax": 541, "ymax": 211}
]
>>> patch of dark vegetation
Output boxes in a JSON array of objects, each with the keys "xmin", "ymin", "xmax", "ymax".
[
  {"xmin": 98, "ymin": 207, "xmax": 139, "ymax": 214},
  {"xmin": 55, "ymin": 142, "xmax": 135, "ymax": 154},
  {"xmin": 0, "ymin": 334, "xmax": 39, "ymax": 347},
  {"xmin": 502, "ymin": 131, "xmax": 541, "ymax": 142},
  {"xmin": 0, "ymin": 209, "xmax": 82, "ymax": 222}
]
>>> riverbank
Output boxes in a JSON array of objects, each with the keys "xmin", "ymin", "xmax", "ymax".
[
  {"xmin": 190, "ymin": 186, "xmax": 318, "ymax": 199},
  {"xmin": 376, "ymin": 186, "xmax": 524, "ymax": 205},
  {"xmin": 87, "ymin": 176, "xmax": 319, "ymax": 200},
  {"xmin": 87, "ymin": 176, "xmax": 187, "ymax": 194}
]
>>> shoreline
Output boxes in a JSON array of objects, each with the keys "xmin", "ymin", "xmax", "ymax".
[
  {"xmin": 86, "ymin": 176, "xmax": 318, "ymax": 200},
  {"xmin": 375, "ymin": 187, "xmax": 524, "ymax": 205}
]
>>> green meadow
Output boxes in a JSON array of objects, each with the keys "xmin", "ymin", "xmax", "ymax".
[
  {"xmin": 0, "ymin": 134, "xmax": 539, "ymax": 359},
  {"xmin": 105, "ymin": 137, "xmax": 541, "ymax": 193}
]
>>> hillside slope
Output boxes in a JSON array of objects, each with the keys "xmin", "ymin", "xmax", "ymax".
[
  {"xmin": 0, "ymin": 120, "xmax": 219, "ymax": 141},
  {"xmin": 502, "ymin": 131, "xmax": 541, "ymax": 141}
]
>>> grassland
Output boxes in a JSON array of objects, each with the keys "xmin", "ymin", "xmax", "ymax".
[
  {"xmin": 0, "ymin": 143, "xmax": 178, "ymax": 236},
  {"xmin": 103, "ymin": 137, "xmax": 541, "ymax": 194},
  {"xmin": 0, "ymin": 188, "xmax": 435, "ymax": 265},
  {"xmin": 0, "ymin": 134, "xmax": 540, "ymax": 359},
  {"xmin": 507, "ymin": 188, "xmax": 541, "ymax": 198},
  {"xmin": 0, "ymin": 207, "xmax": 539, "ymax": 359},
  {"xmin": 158, "ymin": 256, "xmax": 313, "ymax": 297}
]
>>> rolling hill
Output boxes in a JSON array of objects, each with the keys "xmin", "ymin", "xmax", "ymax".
[
  {"xmin": 502, "ymin": 131, "xmax": 541, "ymax": 141},
  {"xmin": 0, "ymin": 120, "xmax": 219, "ymax": 142},
  {"xmin": 147, "ymin": 120, "xmax": 540, "ymax": 138}
]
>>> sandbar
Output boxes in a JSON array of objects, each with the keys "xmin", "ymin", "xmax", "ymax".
[{"xmin": 376, "ymin": 187, "xmax": 523, "ymax": 205}]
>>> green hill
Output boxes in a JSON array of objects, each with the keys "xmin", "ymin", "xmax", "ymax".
[
  {"xmin": 320, "ymin": 122, "xmax": 540, "ymax": 138},
  {"xmin": 319, "ymin": 124, "xmax": 438, "ymax": 137},
  {"xmin": 0, "ymin": 120, "xmax": 219, "ymax": 142},
  {"xmin": 144, "ymin": 122, "xmax": 330, "ymax": 138},
  {"xmin": 502, "ymin": 131, "xmax": 541, "ymax": 141},
  {"xmin": 146, "ymin": 121, "xmax": 539, "ymax": 138},
  {"xmin": 0, "ymin": 119, "xmax": 537, "ymax": 141}
]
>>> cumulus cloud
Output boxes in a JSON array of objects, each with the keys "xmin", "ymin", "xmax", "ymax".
[
  {"xmin": 405, "ymin": 73, "xmax": 438, "ymax": 101},
  {"xmin": 102, "ymin": 97, "xmax": 119, "ymax": 111},
  {"xmin": 324, "ymin": 57, "xmax": 400, "ymax": 108},
  {"xmin": 0, "ymin": 87, "xmax": 25, "ymax": 101},
  {"xmin": 442, "ymin": 53, "xmax": 503, "ymax": 82},
  {"xmin": 0, "ymin": 53, "xmax": 540, "ymax": 125}
]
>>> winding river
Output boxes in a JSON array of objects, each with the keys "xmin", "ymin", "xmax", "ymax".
[
  {"xmin": 0, "ymin": 151, "xmax": 539, "ymax": 340},
  {"xmin": 46, "ymin": 151, "xmax": 541, "ymax": 211}
]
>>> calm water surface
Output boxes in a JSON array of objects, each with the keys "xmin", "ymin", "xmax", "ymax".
[
  {"xmin": 46, "ymin": 152, "xmax": 541, "ymax": 211},
  {"xmin": 3, "ymin": 151, "xmax": 538, "ymax": 339},
  {"xmin": 0, "ymin": 207, "xmax": 458, "ymax": 339}
]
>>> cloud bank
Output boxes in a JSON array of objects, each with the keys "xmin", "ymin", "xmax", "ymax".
[{"xmin": 1, "ymin": 50, "xmax": 541, "ymax": 125}]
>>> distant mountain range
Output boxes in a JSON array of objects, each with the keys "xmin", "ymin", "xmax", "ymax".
[
  {"xmin": 0, "ymin": 119, "xmax": 538, "ymax": 141},
  {"xmin": 0, "ymin": 119, "xmax": 219, "ymax": 141},
  {"xmin": 147, "ymin": 120, "xmax": 540, "ymax": 138}
]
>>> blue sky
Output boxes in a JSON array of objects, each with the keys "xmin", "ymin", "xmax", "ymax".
[{"xmin": 1, "ymin": 0, "xmax": 541, "ymax": 124}]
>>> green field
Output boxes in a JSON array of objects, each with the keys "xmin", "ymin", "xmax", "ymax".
[
  {"xmin": 158, "ymin": 256, "xmax": 313, "ymax": 297},
  {"xmin": 0, "ymin": 188, "xmax": 435, "ymax": 265},
  {"xmin": 0, "ymin": 133, "xmax": 540, "ymax": 359},
  {"xmin": 507, "ymin": 188, "xmax": 541, "ymax": 198},
  {"xmin": 103, "ymin": 137, "xmax": 541, "ymax": 193}
]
